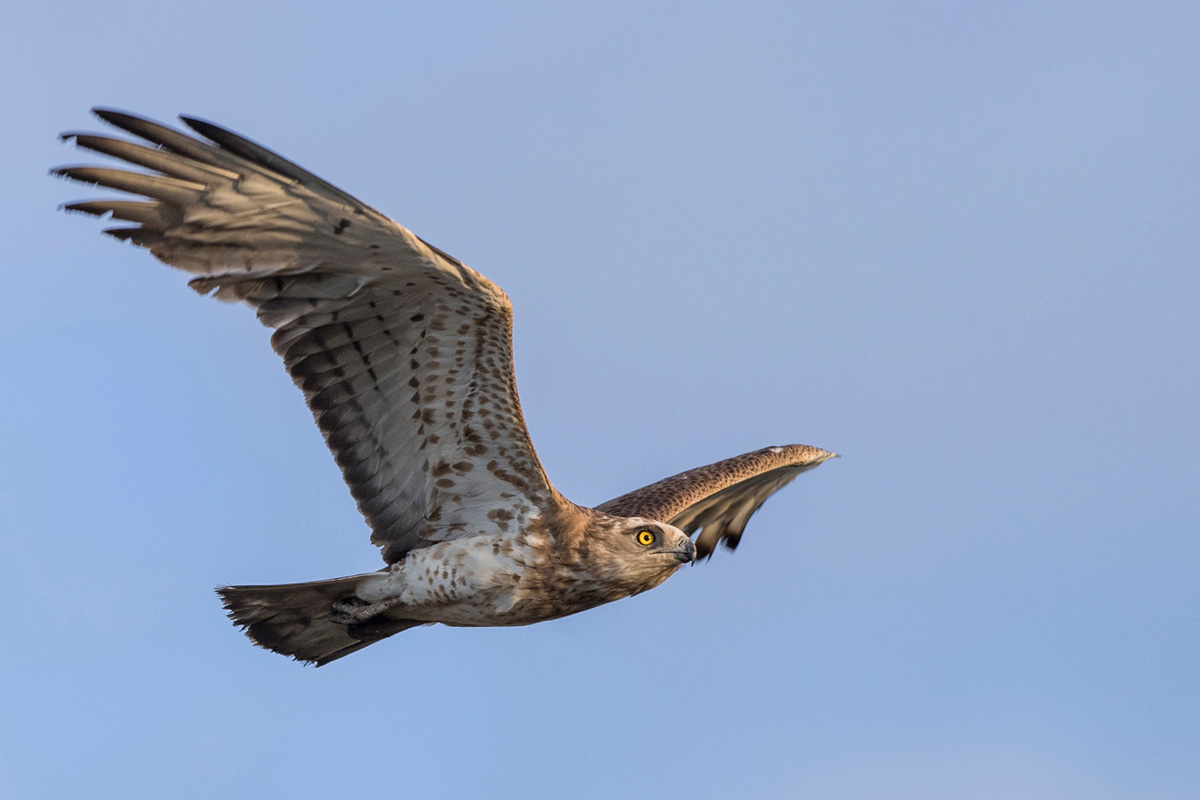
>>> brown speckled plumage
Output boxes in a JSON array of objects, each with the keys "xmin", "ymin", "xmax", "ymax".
[
  {"xmin": 58, "ymin": 109, "xmax": 835, "ymax": 665},
  {"xmin": 598, "ymin": 445, "xmax": 837, "ymax": 558}
]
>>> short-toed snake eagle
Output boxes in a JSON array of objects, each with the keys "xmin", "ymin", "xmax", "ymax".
[{"xmin": 57, "ymin": 110, "xmax": 835, "ymax": 665}]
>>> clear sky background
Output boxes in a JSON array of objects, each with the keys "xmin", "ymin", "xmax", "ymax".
[{"xmin": 1, "ymin": 2, "xmax": 1197, "ymax": 798}]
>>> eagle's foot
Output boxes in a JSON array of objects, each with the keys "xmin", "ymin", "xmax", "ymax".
[{"xmin": 330, "ymin": 597, "xmax": 384, "ymax": 625}]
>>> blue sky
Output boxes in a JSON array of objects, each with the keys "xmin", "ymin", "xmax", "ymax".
[{"xmin": 2, "ymin": 2, "xmax": 1197, "ymax": 797}]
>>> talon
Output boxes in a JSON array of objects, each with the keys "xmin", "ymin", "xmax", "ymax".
[{"xmin": 330, "ymin": 597, "xmax": 373, "ymax": 625}]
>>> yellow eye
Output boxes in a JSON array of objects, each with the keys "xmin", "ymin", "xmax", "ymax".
[{"xmin": 636, "ymin": 529, "xmax": 656, "ymax": 546}]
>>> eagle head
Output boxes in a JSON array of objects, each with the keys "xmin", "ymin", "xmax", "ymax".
[{"xmin": 575, "ymin": 514, "xmax": 696, "ymax": 600}]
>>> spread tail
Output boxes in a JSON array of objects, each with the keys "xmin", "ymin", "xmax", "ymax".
[{"xmin": 217, "ymin": 573, "xmax": 425, "ymax": 666}]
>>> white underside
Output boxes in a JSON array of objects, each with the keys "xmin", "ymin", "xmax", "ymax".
[{"xmin": 354, "ymin": 534, "xmax": 537, "ymax": 626}]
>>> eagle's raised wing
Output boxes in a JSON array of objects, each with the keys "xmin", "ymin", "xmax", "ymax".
[
  {"xmin": 596, "ymin": 444, "xmax": 835, "ymax": 559},
  {"xmin": 57, "ymin": 109, "xmax": 560, "ymax": 563}
]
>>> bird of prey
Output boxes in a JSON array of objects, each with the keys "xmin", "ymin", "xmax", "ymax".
[{"xmin": 56, "ymin": 109, "xmax": 835, "ymax": 665}]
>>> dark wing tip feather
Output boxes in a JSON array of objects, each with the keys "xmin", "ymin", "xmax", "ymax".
[
  {"xmin": 102, "ymin": 226, "xmax": 155, "ymax": 244},
  {"xmin": 90, "ymin": 108, "xmax": 175, "ymax": 144},
  {"xmin": 178, "ymin": 114, "xmax": 365, "ymax": 209},
  {"xmin": 60, "ymin": 200, "xmax": 101, "ymax": 216},
  {"xmin": 179, "ymin": 114, "xmax": 268, "ymax": 156},
  {"xmin": 92, "ymin": 107, "xmax": 153, "ymax": 133}
]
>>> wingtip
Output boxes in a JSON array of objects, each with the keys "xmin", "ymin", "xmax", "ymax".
[
  {"xmin": 48, "ymin": 165, "xmax": 87, "ymax": 183},
  {"xmin": 92, "ymin": 106, "xmax": 136, "ymax": 125},
  {"xmin": 178, "ymin": 114, "xmax": 223, "ymax": 141},
  {"xmin": 59, "ymin": 200, "xmax": 101, "ymax": 216},
  {"xmin": 780, "ymin": 444, "xmax": 839, "ymax": 465},
  {"xmin": 798, "ymin": 445, "xmax": 838, "ymax": 463}
]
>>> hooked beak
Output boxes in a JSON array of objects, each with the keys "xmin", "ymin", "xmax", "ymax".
[{"xmin": 670, "ymin": 538, "xmax": 696, "ymax": 564}]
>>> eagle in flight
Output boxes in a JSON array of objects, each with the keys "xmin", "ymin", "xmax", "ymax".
[{"xmin": 56, "ymin": 109, "xmax": 835, "ymax": 665}]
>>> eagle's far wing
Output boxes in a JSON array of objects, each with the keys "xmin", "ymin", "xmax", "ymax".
[
  {"xmin": 595, "ymin": 445, "xmax": 835, "ymax": 559},
  {"xmin": 57, "ymin": 109, "xmax": 559, "ymax": 563}
]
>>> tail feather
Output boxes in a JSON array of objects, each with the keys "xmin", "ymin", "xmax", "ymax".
[{"xmin": 217, "ymin": 573, "xmax": 425, "ymax": 666}]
